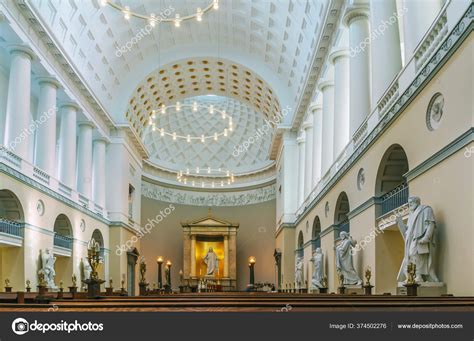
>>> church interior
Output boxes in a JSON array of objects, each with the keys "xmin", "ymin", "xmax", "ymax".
[{"xmin": 0, "ymin": 0, "xmax": 473, "ymax": 338}]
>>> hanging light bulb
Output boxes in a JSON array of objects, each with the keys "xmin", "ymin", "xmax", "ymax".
[
  {"xmin": 196, "ymin": 167, "xmax": 200, "ymax": 174},
  {"xmin": 202, "ymin": 182, "xmax": 205, "ymax": 188},
  {"xmin": 212, "ymin": 182, "xmax": 215, "ymax": 188},
  {"xmin": 186, "ymin": 168, "xmax": 190, "ymax": 175},
  {"xmin": 227, "ymin": 179, "xmax": 231, "ymax": 185},
  {"xmin": 221, "ymin": 181, "xmax": 224, "ymax": 187},
  {"xmin": 214, "ymin": 132, "xmax": 218, "ymax": 141},
  {"xmin": 100, "ymin": 0, "xmax": 108, "ymax": 7},
  {"xmin": 152, "ymin": 125, "xmax": 156, "ymax": 131},
  {"xmin": 201, "ymin": 134, "xmax": 205, "ymax": 143},
  {"xmin": 160, "ymin": 128, "xmax": 164, "ymax": 137},
  {"xmin": 149, "ymin": 13, "xmax": 156, "ymax": 27},
  {"xmin": 187, "ymin": 134, "xmax": 191, "ymax": 143},
  {"xmin": 148, "ymin": 118, "xmax": 153, "ymax": 125},
  {"xmin": 193, "ymin": 101, "xmax": 198, "ymax": 112},
  {"xmin": 176, "ymin": 101, "xmax": 181, "ymax": 111},
  {"xmin": 222, "ymin": 110, "xmax": 226, "ymax": 119},
  {"xmin": 213, "ymin": 0, "xmax": 219, "ymax": 10},
  {"xmin": 123, "ymin": 6, "xmax": 130, "ymax": 20},
  {"xmin": 172, "ymin": 132, "xmax": 177, "ymax": 140},
  {"xmin": 226, "ymin": 170, "xmax": 230, "ymax": 176},
  {"xmin": 184, "ymin": 178, "xmax": 187, "ymax": 185},
  {"xmin": 151, "ymin": 110, "xmax": 156, "ymax": 119},
  {"xmin": 161, "ymin": 105, "xmax": 166, "ymax": 114},
  {"xmin": 196, "ymin": 8, "xmax": 203, "ymax": 22},
  {"xmin": 174, "ymin": 14, "xmax": 181, "ymax": 27},
  {"xmin": 224, "ymin": 129, "xmax": 228, "ymax": 137},
  {"xmin": 209, "ymin": 105, "xmax": 214, "ymax": 114},
  {"xmin": 207, "ymin": 167, "xmax": 211, "ymax": 174},
  {"xmin": 192, "ymin": 181, "xmax": 195, "ymax": 187}
]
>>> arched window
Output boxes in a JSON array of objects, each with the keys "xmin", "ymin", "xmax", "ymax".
[
  {"xmin": 334, "ymin": 192, "xmax": 350, "ymax": 236},
  {"xmin": 311, "ymin": 216, "xmax": 321, "ymax": 250}
]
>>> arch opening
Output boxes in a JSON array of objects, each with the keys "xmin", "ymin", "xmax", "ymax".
[{"xmin": 334, "ymin": 192, "xmax": 350, "ymax": 236}]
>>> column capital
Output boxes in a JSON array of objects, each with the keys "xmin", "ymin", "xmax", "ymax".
[
  {"xmin": 7, "ymin": 44, "xmax": 35, "ymax": 60},
  {"xmin": 36, "ymin": 76, "xmax": 61, "ymax": 89},
  {"xmin": 302, "ymin": 120, "xmax": 313, "ymax": 130},
  {"xmin": 60, "ymin": 101, "xmax": 80, "ymax": 111},
  {"xmin": 94, "ymin": 137, "xmax": 109, "ymax": 145},
  {"xmin": 329, "ymin": 47, "xmax": 350, "ymax": 65},
  {"xmin": 318, "ymin": 79, "xmax": 334, "ymax": 92},
  {"xmin": 296, "ymin": 134, "xmax": 306, "ymax": 144},
  {"xmin": 309, "ymin": 102, "xmax": 323, "ymax": 112},
  {"xmin": 344, "ymin": 5, "xmax": 370, "ymax": 26},
  {"xmin": 78, "ymin": 121, "xmax": 95, "ymax": 129}
]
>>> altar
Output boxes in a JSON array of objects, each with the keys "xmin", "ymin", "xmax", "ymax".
[{"xmin": 181, "ymin": 211, "xmax": 239, "ymax": 291}]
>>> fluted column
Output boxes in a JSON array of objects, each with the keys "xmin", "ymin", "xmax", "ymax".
[
  {"xmin": 370, "ymin": 0, "xmax": 402, "ymax": 105},
  {"xmin": 330, "ymin": 48, "xmax": 350, "ymax": 159},
  {"xmin": 34, "ymin": 77, "xmax": 60, "ymax": 174},
  {"xmin": 311, "ymin": 103, "xmax": 322, "ymax": 186},
  {"xmin": 58, "ymin": 103, "xmax": 79, "ymax": 188},
  {"xmin": 297, "ymin": 132, "xmax": 306, "ymax": 206},
  {"xmin": 345, "ymin": 5, "xmax": 371, "ymax": 137},
  {"xmin": 92, "ymin": 137, "xmax": 107, "ymax": 207},
  {"xmin": 4, "ymin": 45, "xmax": 34, "ymax": 160},
  {"xmin": 319, "ymin": 80, "xmax": 335, "ymax": 176},
  {"xmin": 303, "ymin": 117, "xmax": 313, "ymax": 197},
  {"xmin": 77, "ymin": 122, "xmax": 94, "ymax": 198},
  {"xmin": 402, "ymin": 0, "xmax": 443, "ymax": 62}
]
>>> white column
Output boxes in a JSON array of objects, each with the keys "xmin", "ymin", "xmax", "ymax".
[
  {"xmin": 319, "ymin": 80, "xmax": 335, "ymax": 176},
  {"xmin": 34, "ymin": 77, "xmax": 60, "ymax": 174},
  {"xmin": 345, "ymin": 5, "xmax": 372, "ymax": 137},
  {"xmin": 4, "ymin": 45, "xmax": 34, "ymax": 160},
  {"xmin": 224, "ymin": 235, "xmax": 229, "ymax": 278},
  {"xmin": 370, "ymin": 0, "xmax": 402, "ymax": 105},
  {"xmin": 402, "ymin": 0, "xmax": 443, "ymax": 62},
  {"xmin": 297, "ymin": 132, "xmax": 306, "ymax": 206},
  {"xmin": 311, "ymin": 103, "xmax": 322, "ymax": 186},
  {"xmin": 77, "ymin": 122, "xmax": 94, "ymax": 198},
  {"xmin": 330, "ymin": 48, "xmax": 350, "ymax": 159},
  {"xmin": 303, "ymin": 117, "xmax": 313, "ymax": 197},
  {"xmin": 92, "ymin": 137, "xmax": 107, "ymax": 207},
  {"xmin": 58, "ymin": 103, "xmax": 79, "ymax": 188}
]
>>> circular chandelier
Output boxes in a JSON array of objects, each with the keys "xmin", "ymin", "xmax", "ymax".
[
  {"xmin": 147, "ymin": 102, "xmax": 233, "ymax": 143},
  {"xmin": 176, "ymin": 167, "xmax": 235, "ymax": 188},
  {"xmin": 100, "ymin": 0, "xmax": 219, "ymax": 27}
]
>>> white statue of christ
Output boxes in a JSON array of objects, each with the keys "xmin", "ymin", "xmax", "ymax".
[{"xmin": 203, "ymin": 247, "xmax": 219, "ymax": 276}]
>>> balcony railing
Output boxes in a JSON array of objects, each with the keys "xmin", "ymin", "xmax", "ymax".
[
  {"xmin": 336, "ymin": 221, "xmax": 350, "ymax": 236},
  {"xmin": 380, "ymin": 183, "xmax": 409, "ymax": 217},
  {"xmin": 311, "ymin": 237, "xmax": 321, "ymax": 250},
  {"xmin": 54, "ymin": 234, "xmax": 73, "ymax": 249},
  {"xmin": 0, "ymin": 218, "xmax": 24, "ymax": 237}
]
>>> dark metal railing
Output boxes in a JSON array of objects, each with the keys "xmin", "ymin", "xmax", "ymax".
[
  {"xmin": 54, "ymin": 234, "xmax": 73, "ymax": 249},
  {"xmin": 0, "ymin": 218, "xmax": 24, "ymax": 237},
  {"xmin": 380, "ymin": 183, "xmax": 409, "ymax": 216},
  {"xmin": 311, "ymin": 237, "xmax": 321, "ymax": 250}
]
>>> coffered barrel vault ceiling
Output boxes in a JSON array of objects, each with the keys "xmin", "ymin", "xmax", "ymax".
[
  {"xmin": 25, "ymin": 0, "xmax": 328, "ymax": 120},
  {"xmin": 20, "ymin": 0, "xmax": 329, "ymax": 188}
]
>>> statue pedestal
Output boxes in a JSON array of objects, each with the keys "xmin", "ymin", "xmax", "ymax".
[
  {"xmin": 83, "ymin": 279, "xmax": 105, "ymax": 298},
  {"xmin": 397, "ymin": 282, "xmax": 446, "ymax": 296},
  {"xmin": 4, "ymin": 286, "xmax": 12, "ymax": 293},
  {"xmin": 318, "ymin": 287, "xmax": 328, "ymax": 294},
  {"xmin": 363, "ymin": 285, "xmax": 374, "ymax": 295},
  {"xmin": 105, "ymin": 287, "xmax": 113, "ymax": 296},
  {"xmin": 139, "ymin": 282, "xmax": 148, "ymax": 296},
  {"xmin": 57, "ymin": 288, "xmax": 64, "ymax": 299},
  {"xmin": 337, "ymin": 286, "xmax": 346, "ymax": 294}
]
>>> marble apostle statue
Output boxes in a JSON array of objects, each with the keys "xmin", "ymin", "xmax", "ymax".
[
  {"xmin": 203, "ymin": 247, "xmax": 219, "ymax": 276},
  {"xmin": 335, "ymin": 232, "xmax": 362, "ymax": 285},
  {"xmin": 310, "ymin": 248, "xmax": 324, "ymax": 288},
  {"xmin": 396, "ymin": 196, "xmax": 439, "ymax": 283},
  {"xmin": 38, "ymin": 248, "xmax": 57, "ymax": 289},
  {"xmin": 82, "ymin": 257, "xmax": 92, "ymax": 282},
  {"xmin": 294, "ymin": 255, "xmax": 304, "ymax": 289}
]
